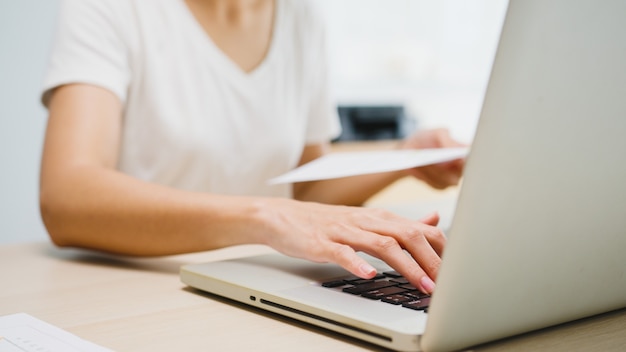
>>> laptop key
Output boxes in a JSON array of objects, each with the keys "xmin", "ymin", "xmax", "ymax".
[
  {"xmin": 383, "ymin": 270, "xmax": 403, "ymax": 278},
  {"xmin": 398, "ymin": 284, "xmax": 418, "ymax": 291},
  {"xmin": 349, "ymin": 278, "xmax": 377, "ymax": 285},
  {"xmin": 382, "ymin": 294, "xmax": 413, "ymax": 305},
  {"xmin": 343, "ymin": 274, "xmax": 385, "ymax": 283},
  {"xmin": 389, "ymin": 277, "xmax": 410, "ymax": 285},
  {"xmin": 361, "ymin": 286, "xmax": 408, "ymax": 299},
  {"xmin": 402, "ymin": 297, "xmax": 431, "ymax": 311},
  {"xmin": 404, "ymin": 291, "xmax": 431, "ymax": 300},
  {"xmin": 322, "ymin": 271, "xmax": 432, "ymax": 311},
  {"xmin": 321, "ymin": 279, "xmax": 349, "ymax": 288},
  {"xmin": 343, "ymin": 280, "xmax": 397, "ymax": 295}
]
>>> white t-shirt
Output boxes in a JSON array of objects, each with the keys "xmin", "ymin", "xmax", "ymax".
[{"xmin": 42, "ymin": 0, "xmax": 341, "ymax": 197}]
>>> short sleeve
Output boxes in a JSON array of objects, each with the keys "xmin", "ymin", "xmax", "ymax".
[{"xmin": 41, "ymin": 0, "xmax": 132, "ymax": 107}]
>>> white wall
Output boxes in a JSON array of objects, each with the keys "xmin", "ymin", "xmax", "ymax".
[
  {"xmin": 319, "ymin": 0, "xmax": 508, "ymax": 143},
  {"xmin": 0, "ymin": 0, "xmax": 507, "ymax": 244},
  {"xmin": 0, "ymin": 0, "xmax": 60, "ymax": 244}
]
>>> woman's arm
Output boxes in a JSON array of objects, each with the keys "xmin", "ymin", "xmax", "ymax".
[
  {"xmin": 40, "ymin": 83, "xmax": 446, "ymax": 294},
  {"xmin": 292, "ymin": 144, "xmax": 405, "ymax": 206},
  {"xmin": 292, "ymin": 128, "xmax": 466, "ymax": 206},
  {"xmin": 40, "ymin": 84, "xmax": 266, "ymax": 255}
]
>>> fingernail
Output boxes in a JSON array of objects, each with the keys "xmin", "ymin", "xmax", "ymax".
[
  {"xmin": 360, "ymin": 264, "xmax": 376, "ymax": 277},
  {"xmin": 420, "ymin": 276, "xmax": 436, "ymax": 294}
]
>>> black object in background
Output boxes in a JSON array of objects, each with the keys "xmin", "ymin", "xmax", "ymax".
[{"xmin": 334, "ymin": 105, "xmax": 415, "ymax": 142}]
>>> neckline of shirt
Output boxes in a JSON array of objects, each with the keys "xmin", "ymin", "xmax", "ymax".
[{"xmin": 173, "ymin": 0, "xmax": 283, "ymax": 81}]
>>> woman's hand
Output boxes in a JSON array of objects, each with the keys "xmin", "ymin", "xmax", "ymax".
[
  {"xmin": 399, "ymin": 128, "xmax": 467, "ymax": 189},
  {"xmin": 257, "ymin": 198, "xmax": 446, "ymax": 294}
]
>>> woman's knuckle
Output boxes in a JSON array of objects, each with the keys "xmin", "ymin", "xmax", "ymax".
[
  {"xmin": 429, "ymin": 228, "xmax": 446, "ymax": 241},
  {"xmin": 375, "ymin": 236, "xmax": 399, "ymax": 250},
  {"xmin": 425, "ymin": 258, "xmax": 442, "ymax": 275},
  {"xmin": 328, "ymin": 243, "xmax": 351, "ymax": 259},
  {"xmin": 403, "ymin": 227, "xmax": 422, "ymax": 241}
]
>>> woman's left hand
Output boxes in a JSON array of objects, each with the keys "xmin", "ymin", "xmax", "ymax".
[{"xmin": 399, "ymin": 128, "xmax": 467, "ymax": 189}]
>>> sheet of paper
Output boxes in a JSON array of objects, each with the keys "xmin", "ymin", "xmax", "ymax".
[
  {"xmin": 0, "ymin": 313, "xmax": 112, "ymax": 352},
  {"xmin": 269, "ymin": 147, "xmax": 469, "ymax": 184}
]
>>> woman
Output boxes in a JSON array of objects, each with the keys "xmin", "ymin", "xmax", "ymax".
[{"xmin": 39, "ymin": 0, "xmax": 465, "ymax": 294}]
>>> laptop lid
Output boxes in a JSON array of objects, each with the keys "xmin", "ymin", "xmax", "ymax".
[
  {"xmin": 421, "ymin": 0, "xmax": 626, "ymax": 350},
  {"xmin": 181, "ymin": 0, "xmax": 626, "ymax": 351}
]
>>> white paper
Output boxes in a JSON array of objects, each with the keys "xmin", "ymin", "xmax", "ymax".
[
  {"xmin": 269, "ymin": 147, "xmax": 469, "ymax": 184},
  {"xmin": 0, "ymin": 313, "xmax": 112, "ymax": 352}
]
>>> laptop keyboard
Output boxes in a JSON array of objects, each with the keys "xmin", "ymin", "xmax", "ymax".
[{"xmin": 321, "ymin": 271, "xmax": 431, "ymax": 311}]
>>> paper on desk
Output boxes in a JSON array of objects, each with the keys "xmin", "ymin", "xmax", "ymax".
[
  {"xmin": 269, "ymin": 147, "xmax": 469, "ymax": 184},
  {"xmin": 0, "ymin": 313, "xmax": 113, "ymax": 352}
]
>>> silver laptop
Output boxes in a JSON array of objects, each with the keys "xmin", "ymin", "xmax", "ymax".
[{"xmin": 180, "ymin": 1, "xmax": 626, "ymax": 351}]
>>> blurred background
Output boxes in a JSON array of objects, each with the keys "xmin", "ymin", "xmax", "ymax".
[{"xmin": 0, "ymin": 0, "xmax": 507, "ymax": 244}]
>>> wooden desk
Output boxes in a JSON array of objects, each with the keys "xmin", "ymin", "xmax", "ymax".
[{"xmin": 1, "ymin": 242, "xmax": 626, "ymax": 352}]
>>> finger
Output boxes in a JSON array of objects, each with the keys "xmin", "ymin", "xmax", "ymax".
[
  {"xmin": 323, "ymin": 242, "xmax": 378, "ymax": 279},
  {"xmin": 393, "ymin": 225, "xmax": 445, "ymax": 279},
  {"xmin": 435, "ymin": 128, "xmax": 466, "ymax": 148},
  {"xmin": 426, "ymin": 164, "xmax": 462, "ymax": 187},
  {"xmin": 346, "ymin": 209, "xmax": 447, "ymax": 264},
  {"xmin": 422, "ymin": 225, "xmax": 447, "ymax": 257},
  {"xmin": 441, "ymin": 158, "xmax": 466, "ymax": 177},
  {"xmin": 365, "ymin": 235, "xmax": 434, "ymax": 294},
  {"xmin": 328, "ymin": 208, "xmax": 443, "ymax": 294},
  {"xmin": 435, "ymin": 164, "xmax": 462, "ymax": 185},
  {"xmin": 419, "ymin": 211, "xmax": 440, "ymax": 226},
  {"xmin": 364, "ymin": 213, "xmax": 447, "ymax": 276},
  {"xmin": 438, "ymin": 157, "xmax": 464, "ymax": 170},
  {"xmin": 409, "ymin": 166, "xmax": 457, "ymax": 189},
  {"xmin": 417, "ymin": 213, "xmax": 447, "ymax": 256},
  {"xmin": 342, "ymin": 228, "xmax": 438, "ymax": 294}
]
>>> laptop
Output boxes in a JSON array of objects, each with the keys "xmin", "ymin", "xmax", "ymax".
[{"xmin": 180, "ymin": 1, "xmax": 626, "ymax": 351}]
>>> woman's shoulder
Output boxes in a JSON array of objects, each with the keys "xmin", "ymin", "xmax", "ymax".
[
  {"xmin": 58, "ymin": 0, "xmax": 134, "ymax": 19},
  {"xmin": 56, "ymin": 0, "xmax": 190, "ymax": 50},
  {"xmin": 56, "ymin": 0, "xmax": 139, "ymax": 39},
  {"xmin": 280, "ymin": 0, "xmax": 327, "ymax": 29},
  {"xmin": 57, "ymin": 0, "xmax": 180, "ymax": 29}
]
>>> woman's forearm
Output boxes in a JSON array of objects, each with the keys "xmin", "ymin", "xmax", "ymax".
[
  {"xmin": 40, "ymin": 84, "xmax": 272, "ymax": 256},
  {"xmin": 40, "ymin": 164, "xmax": 269, "ymax": 256},
  {"xmin": 293, "ymin": 169, "xmax": 406, "ymax": 206}
]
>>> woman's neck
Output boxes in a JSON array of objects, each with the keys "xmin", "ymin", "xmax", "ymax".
[
  {"xmin": 184, "ymin": 0, "xmax": 276, "ymax": 73},
  {"xmin": 191, "ymin": 0, "xmax": 272, "ymax": 25}
]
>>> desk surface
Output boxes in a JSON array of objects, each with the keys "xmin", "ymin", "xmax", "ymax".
[
  {"xmin": 2, "ymin": 242, "xmax": 626, "ymax": 352},
  {"xmin": 2, "ymin": 141, "xmax": 626, "ymax": 351}
]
